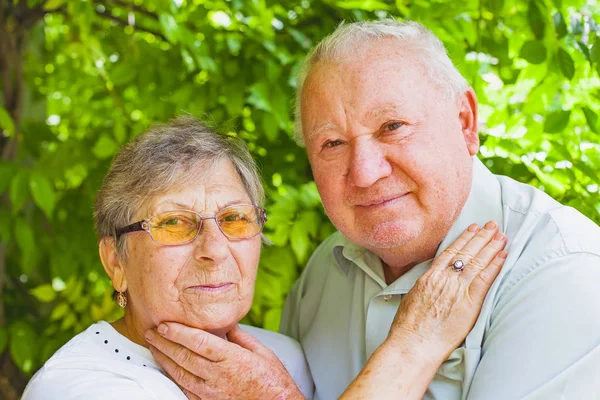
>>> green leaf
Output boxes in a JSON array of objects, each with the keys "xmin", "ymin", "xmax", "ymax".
[
  {"xmin": 14, "ymin": 218, "xmax": 36, "ymax": 274},
  {"xmin": 519, "ymin": 40, "xmax": 547, "ymax": 64},
  {"xmin": 0, "ymin": 105, "xmax": 14, "ymax": 136},
  {"xmin": 591, "ymin": 43, "xmax": 600, "ymax": 65},
  {"xmin": 582, "ymin": 107, "xmax": 599, "ymax": 134},
  {"xmin": 159, "ymin": 13, "xmax": 181, "ymax": 44},
  {"xmin": 50, "ymin": 302, "xmax": 70, "ymax": 321},
  {"xmin": 290, "ymin": 221, "xmax": 311, "ymax": 264},
  {"xmin": 43, "ymin": 0, "xmax": 66, "ymax": 10},
  {"xmin": 528, "ymin": 1, "xmax": 546, "ymax": 40},
  {"xmin": 544, "ymin": 110, "xmax": 571, "ymax": 133},
  {"xmin": 0, "ymin": 163, "xmax": 13, "ymax": 194},
  {"xmin": 29, "ymin": 172, "xmax": 56, "ymax": 219},
  {"xmin": 262, "ymin": 112, "xmax": 279, "ymax": 142},
  {"xmin": 92, "ymin": 135, "xmax": 118, "ymax": 159},
  {"xmin": 247, "ymin": 83, "xmax": 271, "ymax": 112},
  {"xmin": 557, "ymin": 48, "xmax": 575, "ymax": 80},
  {"xmin": 553, "ymin": 12, "xmax": 567, "ymax": 39},
  {"xmin": 30, "ymin": 284, "xmax": 57, "ymax": 303},
  {"xmin": 9, "ymin": 320, "xmax": 38, "ymax": 374},
  {"xmin": 263, "ymin": 307, "xmax": 282, "ymax": 332},
  {"xmin": 10, "ymin": 170, "xmax": 30, "ymax": 213}
]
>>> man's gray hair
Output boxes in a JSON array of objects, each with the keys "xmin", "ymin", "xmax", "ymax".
[
  {"xmin": 294, "ymin": 19, "xmax": 469, "ymax": 146},
  {"xmin": 94, "ymin": 116, "xmax": 264, "ymax": 258}
]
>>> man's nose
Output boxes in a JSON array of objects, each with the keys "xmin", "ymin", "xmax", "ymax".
[
  {"xmin": 192, "ymin": 218, "xmax": 230, "ymax": 264},
  {"xmin": 347, "ymin": 138, "xmax": 392, "ymax": 188}
]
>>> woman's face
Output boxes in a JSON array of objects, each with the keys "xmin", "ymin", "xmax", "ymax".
[{"xmin": 121, "ymin": 158, "xmax": 262, "ymax": 336}]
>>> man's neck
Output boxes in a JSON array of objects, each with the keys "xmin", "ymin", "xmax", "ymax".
[{"xmin": 377, "ymin": 233, "xmax": 446, "ymax": 285}]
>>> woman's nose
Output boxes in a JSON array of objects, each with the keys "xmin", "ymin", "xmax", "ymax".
[{"xmin": 191, "ymin": 218, "xmax": 231, "ymax": 263}]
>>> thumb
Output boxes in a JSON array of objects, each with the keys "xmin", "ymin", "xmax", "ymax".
[{"xmin": 228, "ymin": 325, "xmax": 276, "ymax": 359}]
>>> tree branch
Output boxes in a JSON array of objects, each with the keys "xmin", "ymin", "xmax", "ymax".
[{"xmin": 93, "ymin": 7, "xmax": 168, "ymax": 42}]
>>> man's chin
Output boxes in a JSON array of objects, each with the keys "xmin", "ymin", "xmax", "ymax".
[{"xmin": 349, "ymin": 220, "xmax": 423, "ymax": 250}]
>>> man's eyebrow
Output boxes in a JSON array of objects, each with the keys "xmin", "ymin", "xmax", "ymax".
[
  {"xmin": 306, "ymin": 121, "xmax": 337, "ymax": 143},
  {"xmin": 364, "ymin": 104, "xmax": 402, "ymax": 120}
]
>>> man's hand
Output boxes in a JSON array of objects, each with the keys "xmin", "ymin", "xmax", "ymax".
[{"xmin": 145, "ymin": 324, "xmax": 304, "ymax": 400}]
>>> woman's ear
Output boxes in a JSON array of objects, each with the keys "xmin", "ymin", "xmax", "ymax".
[{"xmin": 99, "ymin": 237, "xmax": 127, "ymax": 292}]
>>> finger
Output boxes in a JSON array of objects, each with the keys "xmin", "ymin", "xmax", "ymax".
[
  {"xmin": 145, "ymin": 328, "xmax": 213, "ymax": 378},
  {"xmin": 148, "ymin": 344, "xmax": 208, "ymax": 397},
  {"xmin": 227, "ymin": 325, "xmax": 276, "ymax": 360},
  {"xmin": 469, "ymin": 250, "xmax": 507, "ymax": 302},
  {"xmin": 182, "ymin": 387, "xmax": 202, "ymax": 400},
  {"xmin": 432, "ymin": 224, "xmax": 480, "ymax": 271},
  {"xmin": 448, "ymin": 221, "xmax": 498, "ymax": 271},
  {"xmin": 460, "ymin": 231, "xmax": 507, "ymax": 281},
  {"xmin": 151, "ymin": 322, "xmax": 240, "ymax": 362}
]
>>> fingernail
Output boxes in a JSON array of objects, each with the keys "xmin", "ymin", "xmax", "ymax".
[
  {"xmin": 145, "ymin": 330, "xmax": 154, "ymax": 342},
  {"xmin": 494, "ymin": 232, "xmax": 505, "ymax": 241},
  {"xmin": 485, "ymin": 221, "xmax": 497, "ymax": 230},
  {"xmin": 468, "ymin": 224, "xmax": 479, "ymax": 232},
  {"xmin": 498, "ymin": 251, "xmax": 507, "ymax": 259},
  {"xmin": 157, "ymin": 323, "xmax": 168, "ymax": 336}
]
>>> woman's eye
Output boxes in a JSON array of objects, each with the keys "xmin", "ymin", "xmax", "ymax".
[
  {"xmin": 162, "ymin": 218, "xmax": 179, "ymax": 226},
  {"xmin": 384, "ymin": 121, "xmax": 404, "ymax": 132},
  {"xmin": 323, "ymin": 140, "xmax": 343, "ymax": 149}
]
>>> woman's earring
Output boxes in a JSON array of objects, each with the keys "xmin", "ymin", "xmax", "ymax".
[{"xmin": 116, "ymin": 291, "xmax": 127, "ymax": 308}]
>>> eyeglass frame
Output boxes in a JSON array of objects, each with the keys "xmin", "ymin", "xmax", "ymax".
[{"xmin": 114, "ymin": 204, "xmax": 267, "ymax": 245}]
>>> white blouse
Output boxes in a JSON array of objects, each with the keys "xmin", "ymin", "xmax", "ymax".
[{"xmin": 23, "ymin": 321, "xmax": 314, "ymax": 399}]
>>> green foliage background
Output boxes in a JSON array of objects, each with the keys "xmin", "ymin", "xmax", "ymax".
[{"xmin": 0, "ymin": 0, "xmax": 599, "ymax": 394}]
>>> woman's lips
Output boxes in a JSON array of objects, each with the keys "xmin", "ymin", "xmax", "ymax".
[{"xmin": 186, "ymin": 283, "xmax": 234, "ymax": 292}]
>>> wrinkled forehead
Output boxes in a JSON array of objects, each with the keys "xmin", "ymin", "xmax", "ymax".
[{"xmin": 132, "ymin": 157, "xmax": 247, "ymax": 218}]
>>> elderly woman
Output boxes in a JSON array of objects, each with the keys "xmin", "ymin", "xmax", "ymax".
[{"xmin": 23, "ymin": 117, "xmax": 506, "ymax": 399}]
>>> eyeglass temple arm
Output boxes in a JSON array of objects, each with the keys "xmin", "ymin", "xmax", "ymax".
[{"xmin": 115, "ymin": 221, "xmax": 145, "ymax": 238}]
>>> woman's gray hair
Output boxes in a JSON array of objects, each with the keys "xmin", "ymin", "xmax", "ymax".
[
  {"xmin": 294, "ymin": 19, "xmax": 469, "ymax": 146},
  {"xmin": 94, "ymin": 116, "xmax": 264, "ymax": 258}
]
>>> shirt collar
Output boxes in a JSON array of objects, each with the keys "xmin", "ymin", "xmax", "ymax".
[{"xmin": 331, "ymin": 157, "xmax": 504, "ymax": 289}]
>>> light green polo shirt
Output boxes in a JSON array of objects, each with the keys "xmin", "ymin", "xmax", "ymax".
[{"xmin": 280, "ymin": 158, "xmax": 600, "ymax": 400}]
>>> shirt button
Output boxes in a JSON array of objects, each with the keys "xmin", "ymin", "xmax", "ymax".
[{"xmin": 383, "ymin": 295, "xmax": 392, "ymax": 301}]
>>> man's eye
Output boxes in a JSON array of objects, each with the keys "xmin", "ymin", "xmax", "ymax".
[
  {"xmin": 384, "ymin": 121, "xmax": 404, "ymax": 132},
  {"xmin": 323, "ymin": 140, "xmax": 343, "ymax": 148}
]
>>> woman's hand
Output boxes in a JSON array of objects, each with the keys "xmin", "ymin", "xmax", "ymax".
[
  {"xmin": 145, "ymin": 324, "xmax": 304, "ymax": 400},
  {"xmin": 389, "ymin": 221, "xmax": 507, "ymax": 358},
  {"xmin": 341, "ymin": 221, "xmax": 507, "ymax": 400}
]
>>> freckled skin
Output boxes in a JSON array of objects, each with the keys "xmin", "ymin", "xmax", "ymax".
[
  {"xmin": 113, "ymin": 158, "xmax": 262, "ymax": 344},
  {"xmin": 301, "ymin": 40, "xmax": 479, "ymax": 279}
]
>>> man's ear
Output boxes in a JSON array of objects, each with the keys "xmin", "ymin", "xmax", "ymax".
[
  {"xmin": 99, "ymin": 237, "xmax": 127, "ymax": 292},
  {"xmin": 458, "ymin": 88, "xmax": 479, "ymax": 156}
]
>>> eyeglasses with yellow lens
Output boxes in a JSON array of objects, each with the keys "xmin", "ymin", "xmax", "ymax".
[{"xmin": 114, "ymin": 204, "xmax": 267, "ymax": 245}]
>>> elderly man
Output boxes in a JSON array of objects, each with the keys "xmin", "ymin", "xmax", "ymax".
[{"xmin": 146, "ymin": 20, "xmax": 600, "ymax": 399}]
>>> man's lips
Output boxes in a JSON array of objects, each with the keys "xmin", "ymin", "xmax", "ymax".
[
  {"xmin": 355, "ymin": 193, "xmax": 409, "ymax": 207},
  {"xmin": 185, "ymin": 283, "xmax": 234, "ymax": 292}
]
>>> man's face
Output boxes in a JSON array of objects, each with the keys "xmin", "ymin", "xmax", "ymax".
[{"xmin": 301, "ymin": 40, "xmax": 479, "ymax": 257}]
